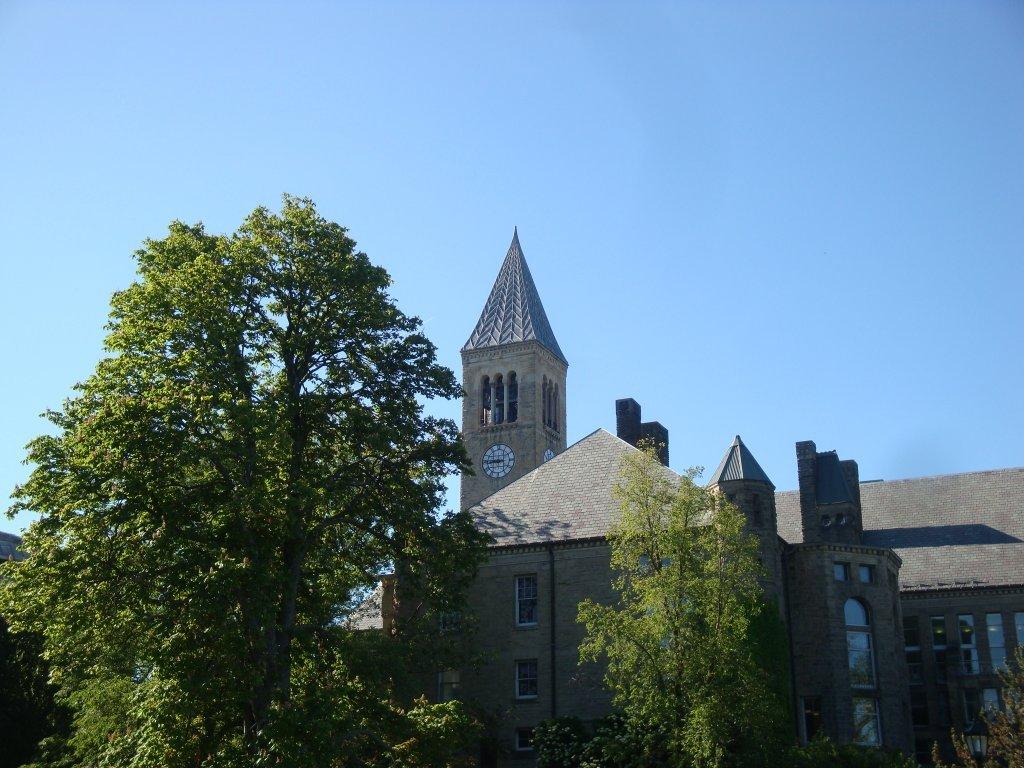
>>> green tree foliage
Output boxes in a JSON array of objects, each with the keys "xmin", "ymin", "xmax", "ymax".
[
  {"xmin": 787, "ymin": 737, "xmax": 917, "ymax": 768},
  {"xmin": 576, "ymin": 445, "xmax": 791, "ymax": 768},
  {"xmin": 0, "ymin": 619, "xmax": 68, "ymax": 768},
  {"xmin": 933, "ymin": 646, "xmax": 1024, "ymax": 768},
  {"xmin": 534, "ymin": 714, "xmax": 659, "ymax": 768},
  {"xmin": 0, "ymin": 197, "xmax": 486, "ymax": 766}
]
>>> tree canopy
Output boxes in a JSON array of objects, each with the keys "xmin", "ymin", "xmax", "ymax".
[
  {"xmin": 576, "ymin": 445, "xmax": 792, "ymax": 768},
  {"xmin": 0, "ymin": 196, "xmax": 486, "ymax": 766}
]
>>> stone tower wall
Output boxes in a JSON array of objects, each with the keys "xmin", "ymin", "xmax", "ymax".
[
  {"xmin": 460, "ymin": 340, "xmax": 567, "ymax": 510},
  {"xmin": 785, "ymin": 543, "xmax": 912, "ymax": 753}
]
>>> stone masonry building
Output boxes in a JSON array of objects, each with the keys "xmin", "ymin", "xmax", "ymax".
[{"xmin": 405, "ymin": 232, "xmax": 1023, "ymax": 766}]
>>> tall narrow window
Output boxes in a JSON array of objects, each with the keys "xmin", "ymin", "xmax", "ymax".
[
  {"xmin": 481, "ymin": 376, "xmax": 491, "ymax": 425},
  {"xmin": 1016, "ymin": 613, "xmax": 1024, "ymax": 647},
  {"xmin": 910, "ymin": 689, "xmax": 929, "ymax": 728},
  {"xmin": 852, "ymin": 697, "xmax": 881, "ymax": 746},
  {"xmin": 552, "ymin": 385, "xmax": 559, "ymax": 431},
  {"xmin": 493, "ymin": 374, "xmax": 505, "ymax": 424},
  {"xmin": 987, "ymin": 613, "xmax": 1007, "ymax": 671},
  {"xmin": 516, "ymin": 575, "xmax": 538, "ymax": 626},
  {"xmin": 800, "ymin": 697, "xmax": 822, "ymax": 744},
  {"xmin": 507, "ymin": 372, "xmax": 518, "ymax": 422},
  {"xmin": 959, "ymin": 615, "xmax": 979, "ymax": 674},
  {"xmin": 963, "ymin": 689, "xmax": 980, "ymax": 726},
  {"xmin": 516, "ymin": 659, "xmax": 538, "ymax": 699},
  {"xmin": 931, "ymin": 616, "xmax": 948, "ymax": 682},
  {"xmin": 846, "ymin": 599, "xmax": 875, "ymax": 688},
  {"xmin": 542, "ymin": 378, "xmax": 549, "ymax": 427},
  {"xmin": 515, "ymin": 728, "xmax": 535, "ymax": 752},
  {"xmin": 751, "ymin": 494, "xmax": 763, "ymax": 526},
  {"xmin": 904, "ymin": 616, "xmax": 923, "ymax": 684}
]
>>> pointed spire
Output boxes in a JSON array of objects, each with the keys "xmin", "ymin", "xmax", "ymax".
[
  {"xmin": 462, "ymin": 230, "xmax": 567, "ymax": 364},
  {"xmin": 709, "ymin": 435, "xmax": 775, "ymax": 488}
]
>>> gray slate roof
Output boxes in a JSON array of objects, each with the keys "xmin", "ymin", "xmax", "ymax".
[
  {"xmin": 709, "ymin": 435, "xmax": 775, "ymax": 488},
  {"xmin": 0, "ymin": 531, "xmax": 26, "ymax": 561},
  {"xmin": 776, "ymin": 467, "xmax": 1024, "ymax": 591},
  {"xmin": 815, "ymin": 452, "xmax": 855, "ymax": 505},
  {"xmin": 462, "ymin": 229, "xmax": 567, "ymax": 365},
  {"xmin": 472, "ymin": 429, "xmax": 679, "ymax": 546}
]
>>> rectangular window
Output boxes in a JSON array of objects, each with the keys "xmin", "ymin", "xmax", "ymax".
[
  {"xmin": 515, "ymin": 659, "xmax": 538, "ymax": 699},
  {"xmin": 987, "ymin": 613, "xmax": 1007, "ymax": 671},
  {"xmin": 904, "ymin": 616, "xmax": 923, "ymax": 684},
  {"xmin": 852, "ymin": 697, "xmax": 881, "ymax": 746},
  {"xmin": 515, "ymin": 727, "xmax": 535, "ymax": 752},
  {"xmin": 800, "ymin": 697, "xmax": 822, "ymax": 744},
  {"xmin": 1016, "ymin": 613, "xmax": 1024, "ymax": 647},
  {"xmin": 515, "ymin": 575, "xmax": 538, "ymax": 626},
  {"xmin": 931, "ymin": 616, "xmax": 948, "ymax": 681},
  {"xmin": 910, "ymin": 689, "xmax": 929, "ymax": 729},
  {"xmin": 963, "ymin": 689, "xmax": 980, "ymax": 726},
  {"xmin": 437, "ymin": 669, "xmax": 460, "ymax": 702},
  {"xmin": 982, "ymin": 688, "xmax": 1000, "ymax": 714},
  {"xmin": 858, "ymin": 564, "xmax": 875, "ymax": 584},
  {"xmin": 959, "ymin": 615, "xmax": 979, "ymax": 674},
  {"xmin": 751, "ymin": 494, "xmax": 763, "ymax": 526},
  {"xmin": 834, "ymin": 562, "xmax": 851, "ymax": 582},
  {"xmin": 848, "ymin": 629, "xmax": 875, "ymax": 688}
]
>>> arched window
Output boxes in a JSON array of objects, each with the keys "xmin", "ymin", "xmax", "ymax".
[
  {"xmin": 845, "ymin": 599, "xmax": 874, "ymax": 688},
  {"xmin": 507, "ymin": 372, "xmax": 518, "ymax": 422},
  {"xmin": 493, "ymin": 374, "xmax": 505, "ymax": 424},
  {"xmin": 552, "ymin": 385, "xmax": 559, "ymax": 431},
  {"xmin": 480, "ymin": 376, "xmax": 491, "ymax": 426},
  {"xmin": 542, "ymin": 377, "xmax": 549, "ymax": 427}
]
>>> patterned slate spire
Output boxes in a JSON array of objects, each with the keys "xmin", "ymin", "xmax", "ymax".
[
  {"xmin": 709, "ymin": 435, "xmax": 775, "ymax": 489},
  {"xmin": 462, "ymin": 229, "xmax": 567, "ymax": 364}
]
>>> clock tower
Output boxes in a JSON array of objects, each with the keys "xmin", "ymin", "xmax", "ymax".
[{"xmin": 460, "ymin": 229, "xmax": 568, "ymax": 510}]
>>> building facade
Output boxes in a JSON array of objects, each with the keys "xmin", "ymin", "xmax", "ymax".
[{"xmin": 423, "ymin": 232, "xmax": 1023, "ymax": 766}]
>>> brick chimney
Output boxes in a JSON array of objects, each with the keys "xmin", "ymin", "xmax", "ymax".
[{"xmin": 615, "ymin": 398, "xmax": 669, "ymax": 466}]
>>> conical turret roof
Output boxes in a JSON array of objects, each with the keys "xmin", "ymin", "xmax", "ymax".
[
  {"xmin": 462, "ymin": 229, "xmax": 567, "ymax": 364},
  {"xmin": 709, "ymin": 435, "xmax": 775, "ymax": 489}
]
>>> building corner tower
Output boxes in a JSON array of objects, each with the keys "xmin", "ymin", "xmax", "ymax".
[{"xmin": 459, "ymin": 230, "xmax": 567, "ymax": 510}]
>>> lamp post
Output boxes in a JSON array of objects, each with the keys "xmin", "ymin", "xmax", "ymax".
[{"xmin": 964, "ymin": 719, "xmax": 988, "ymax": 760}]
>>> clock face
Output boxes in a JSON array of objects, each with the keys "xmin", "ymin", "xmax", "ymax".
[
  {"xmin": 543, "ymin": 449, "xmax": 555, "ymax": 462},
  {"xmin": 482, "ymin": 444, "xmax": 515, "ymax": 478}
]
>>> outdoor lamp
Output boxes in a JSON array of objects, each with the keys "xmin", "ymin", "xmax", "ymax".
[{"xmin": 964, "ymin": 719, "xmax": 988, "ymax": 758}]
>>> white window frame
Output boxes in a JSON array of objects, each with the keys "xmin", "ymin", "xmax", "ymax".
[
  {"xmin": 959, "ymin": 614, "xmax": 979, "ymax": 674},
  {"xmin": 515, "ymin": 659, "xmax": 538, "ymax": 700},
  {"xmin": 515, "ymin": 574, "xmax": 538, "ymax": 627},
  {"xmin": 987, "ymin": 613, "xmax": 1007, "ymax": 671},
  {"xmin": 515, "ymin": 727, "xmax": 535, "ymax": 752}
]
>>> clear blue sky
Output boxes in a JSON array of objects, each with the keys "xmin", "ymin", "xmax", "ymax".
[{"xmin": 2, "ymin": 2, "xmax": 1022, "ymax": 534}]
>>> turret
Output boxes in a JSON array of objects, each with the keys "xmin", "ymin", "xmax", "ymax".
[{"xmin": 709, "ymin": 435, "xmax": 784, "ymax": 610}]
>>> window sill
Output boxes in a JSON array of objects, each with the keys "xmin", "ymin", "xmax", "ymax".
[
  {"xmin": 515, "ymin": 623, "xmax": 539, "ymax": 630},
  {"xmin": 515, "ymin": 696, "xmax": 539, "ymax": 702}
]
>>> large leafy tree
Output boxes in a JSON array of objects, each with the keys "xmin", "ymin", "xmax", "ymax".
[
  {"xmin": 577, "ymin": 445, "xmax": 791, "ymax": 768},
  {"xmin": 0, "ymin": 197, "xmax": 485, "ymax": 766}
]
